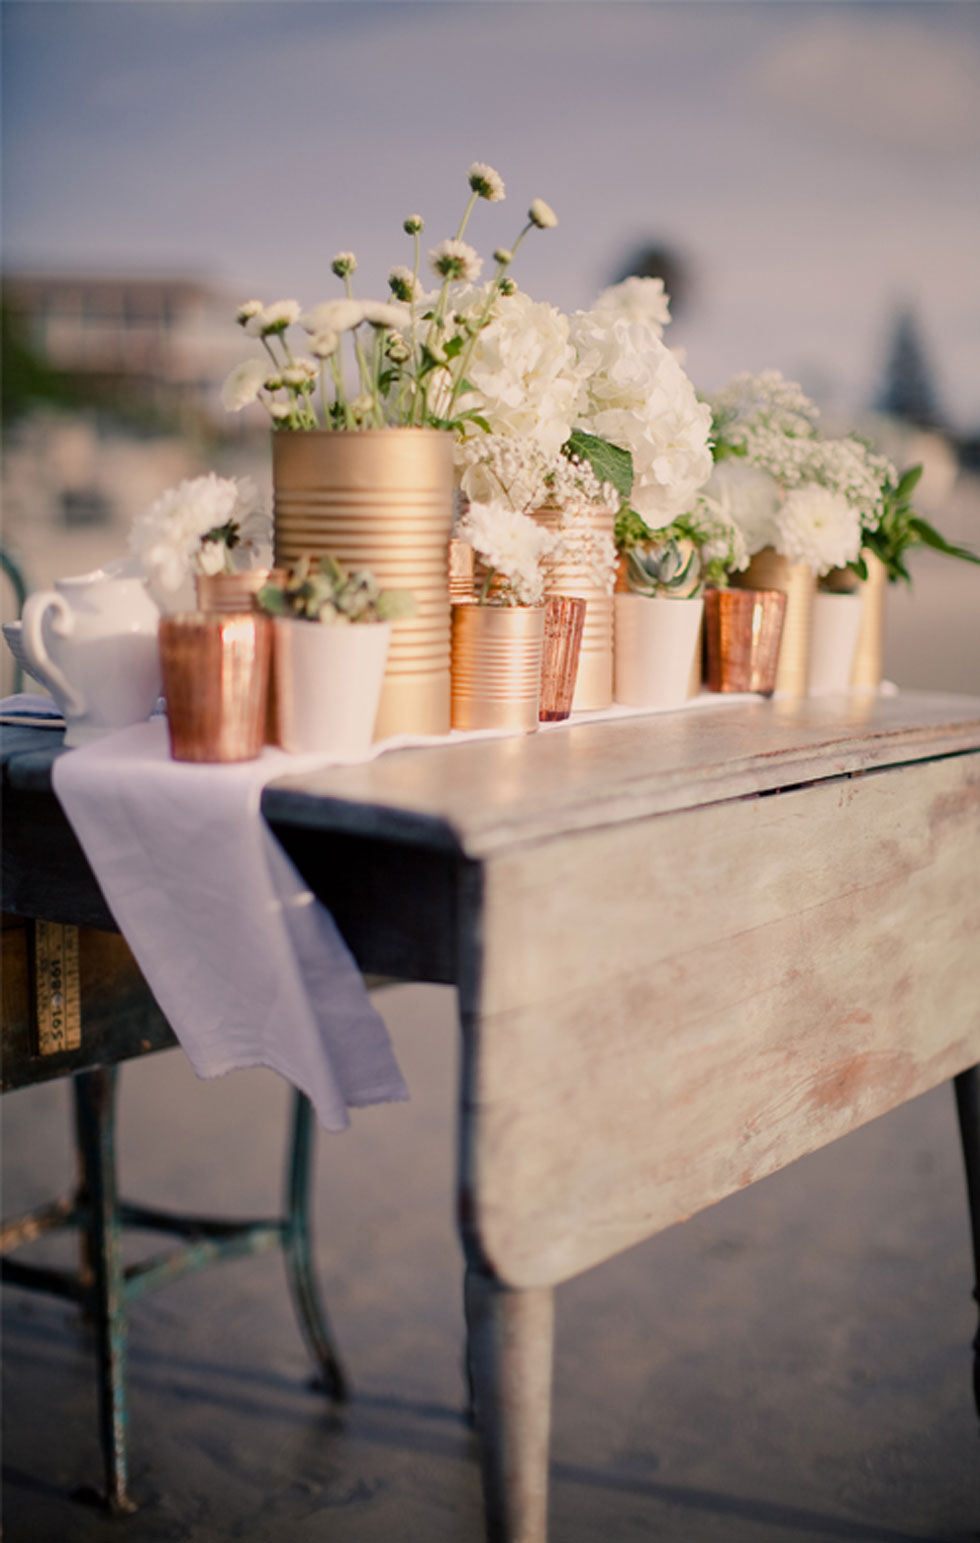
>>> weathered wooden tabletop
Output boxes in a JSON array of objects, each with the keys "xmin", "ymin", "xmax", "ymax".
[{"xmin": 4, "ymin": 691, "xmax": 980, "ymax": 1542}]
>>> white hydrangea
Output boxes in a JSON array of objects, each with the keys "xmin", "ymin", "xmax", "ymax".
[
  {"xmin": 455, "ymin": 290, "xmax": 586, "ymax": 460},
  {"xmin": 571, "ymin": 309, "xmax": 713, "ymax": 523},
  {"xmin": 593, "ymin": 276, "xmax": 671, "ymax": 338},
  {"xmin": 775, "ymin": 485, "xmax": 864, "ymax": 574},
  {"xmin": 455, "ymin": 500, "xmax": 556, "ymax": 606},
  {"xmin": 702, "ymin": 460, "xmax": 783, "ymax": 558}
]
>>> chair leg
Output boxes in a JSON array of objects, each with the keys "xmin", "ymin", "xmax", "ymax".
[
  {"xmin": 72, "ymin": 1067, "xmax": 137, "ymax": 1514},
  {"xmin": 282, "ymin": 1090, "xmax": 348, "ymax": 1400},
  {"xmin": 954, "ymin": 1064, "xmax": 980, "ymax": 1424}
]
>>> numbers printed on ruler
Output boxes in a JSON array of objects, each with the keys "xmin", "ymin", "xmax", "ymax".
[{"xmin": 34, "ymin": 921, "xmax": 82, "ymax": 1054}]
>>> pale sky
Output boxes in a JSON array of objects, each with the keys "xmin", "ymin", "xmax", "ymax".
[{"xmin": 4, "ymin": 0, "xmax": 980, "ymax": 425}]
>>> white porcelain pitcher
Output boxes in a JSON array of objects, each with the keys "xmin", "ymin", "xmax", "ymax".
[{"xmin": 21, "ymin": 570, "xmax": 162, "ymax": 746}]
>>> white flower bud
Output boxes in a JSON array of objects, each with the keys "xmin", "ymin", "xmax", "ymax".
[
  {"xmin": 467, "ymin": 162, "xmax": 505, "ymax": 202},
  {"xmin": 528, "ymin": 199, "xmax": 558, "ymax": 230}
]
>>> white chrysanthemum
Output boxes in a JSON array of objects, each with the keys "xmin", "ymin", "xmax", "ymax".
[
  {"xmin": 360, "ymin": 299, "xmax": 411, "ymax": 330},
  {"xmin": 454, "ymin": 290, "xmax": 586, "ymax": 461},
  {"xmin": 282, "ymin": 363, "xmax": 315, "ymax": 388},
  {"xmin": 593, "ymin": 276, "xmax": 671, "ymax": 338},
  {"xmin": 309, "ymin": 329, "xmax": 340, "ymax": 359},
  {"xmin": 235, "ymin": 299, "xmax": 264, "ymax": 325},
  {"xmin": 128, "ymin": 474, "xmax": 268, "ymax": 608},
  {"xmin": 403, "ymin": 214, "xmax": 424, "ymax": 234},
  {"xmin": 245, "ymin": 299, "xmax": 300, "ymax": 336},
  {"xmin": 299, "ymin": 299, "xmax": 366, "ymax": 334},
  {"xmin": 331, "ymin": 251, "xmax": 357, "ymax": 278},
  {"xmin": 429, "ymin": 239, "xmax": 483, "ymax": 282},
  {"xmin": 388, "ymin": 265, "xmax": 421, "ymax": 302},
  {"xmin": 468, "ymin": 161, "xmax": 505, "ymax": 202},
  {"xmin": 528, "ymin": 199, "xmax": 558, "ymax": 229},
  {"xmin": 221, "ymin": 358, "xmax": 268, "ymax": 412},
  {"xmin": 702, "ymin": 460, "xmax": 782, "ymax": 559},
  {"xmin": 456, "ymin": 500, "xmax": 555, "ymax": 607},
  {"xmin": 267, "ymin": 400, "xmax": 291, "ymax": 421},
  {"xmin": 196, "ymin": 540, "xmax": 228, "ymax": 577},
  {"xmin": 571, "ymin": 310, "xmax": 712, "ymax": 522},
  {"xmin": 775, "ymin": 485, "xmax": 864, "ymax": 575}
]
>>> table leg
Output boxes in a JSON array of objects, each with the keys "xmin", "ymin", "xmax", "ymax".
[
  {"xmin": 72, "ymin": 1067, "xmax": 136, "ymax": 1515},
  {"xmin": 954, "ymin": 1063, "xmax": 980, "ymax": 1422},
  {"xmin": 282, "ymin": 1090, "xmax": 348, "ymax": 1400},
  {"xmin": 464, "ymin": 1265, "xmax": 554, "ymax": 1543}
]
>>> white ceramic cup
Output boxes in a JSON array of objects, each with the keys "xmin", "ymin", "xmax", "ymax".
[
  {"xmin": 274, "ymin": 617, "xmax": 391, "ymax": 756},
  {"xmin": 20, "ymin": 571, "xmax": 162, "ymax": 747},
  {"xmin": 614, "ymin": 593, "xmax": 705, "ymax": 709}
]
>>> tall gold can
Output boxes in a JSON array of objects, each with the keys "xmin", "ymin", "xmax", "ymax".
[
  {"xmin": 850, "ymin": 550, "xmax": 887, "ymax": 689},
  {"xmin": 451, "ymin": 603, "xmax": 545, "ymax": 733},
  {"xmin": 196, "ymin": 569, "xmax": 279, "ymax": 614},
  {"xmin": 273, "ymin": 428, "xmax": 455, "ymax": 738},
  {"xmin": 732, "ymin": 547, "xmax": 815, "ymax": 697},
  {"xmin": 531, "ymin": 504, "xmax": 614, "ymax": 711}
]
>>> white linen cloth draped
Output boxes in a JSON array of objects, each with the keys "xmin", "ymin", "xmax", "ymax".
[{"xmin": 51, "ymin": 719, "xmax": 409, "ymax": 1130}]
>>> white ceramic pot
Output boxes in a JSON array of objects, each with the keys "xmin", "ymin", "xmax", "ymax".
[
  {"xmin": 614, "ymin": 593, "xmax": 705, "ymax": 710},
  {"xmin": 808, "ymin": 591, "xmax": 863, "ymax": 695},
  {"xmin": 274, "ymin": 617, "xmax": 391, "ymax": 756},
  {"xmin": 20, "ymin": 570, "xmax": 161, "ymax": 746}
]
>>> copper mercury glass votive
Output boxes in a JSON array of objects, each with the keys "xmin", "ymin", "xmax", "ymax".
[
  {"xmin": 703, "ymin": 588, "xmax": 787, "ymax": 696},
  {"xmin": 159, "ymin": 613, "xmax": 271, "ymax": 762},
  {"xmin": 539, "ymin": 596, "xmax": 587, "ymax": 722}
]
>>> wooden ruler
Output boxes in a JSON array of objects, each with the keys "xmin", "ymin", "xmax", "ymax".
[{"xmin": 31, "ymin": 921, "xmax": 82, "ymax": 1055}]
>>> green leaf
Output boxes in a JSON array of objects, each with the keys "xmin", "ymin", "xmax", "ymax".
[
  {"xmin": 895, "ymin": 464, "xmax": 923, "ymax": 499},
  {"xmin": 256, "ymin": 583, "xmax": 286, "ymax": 616},
  {"xmin": 907, "ymin": 517, "xmax": 980, "ymax": 565},
  {"xmin": 563, "ymin": 429, "xmax": 634, "ymax": 504},
  {"xmin": 443, "ymin": 335, "xmax": 465, "ymax": 360}
]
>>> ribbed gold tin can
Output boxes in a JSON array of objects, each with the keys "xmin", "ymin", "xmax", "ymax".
[
  {"xmin": 451, "ymin": 603, "xmax": 545, "ymax": 733},
  {"xmin": 732, "ymin": 547, "xmax": 815, "ymax": 697},
  {"xmin": 448, "ymin": 539, "xmax": 475, "ymax": 602},
  {"xmin": 196, "ymin": 569, "xmax": 278, "ymax": 614},
  {"xmin": 272, "ymin": 428, "xmax": 455, "ymax": 738},
  {"xmin": 850, "ymin": 550, "xmax": 887, "ymax": 689},
  {"xmin": 531, "ymin": 505, "xmax": 614, "ymax": 711}
]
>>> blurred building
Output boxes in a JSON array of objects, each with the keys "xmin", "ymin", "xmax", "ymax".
[{"xmin": 3, "ymin": 272, "xmax": 247, "ymax": 429}]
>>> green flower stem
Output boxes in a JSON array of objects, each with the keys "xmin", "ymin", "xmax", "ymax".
[
  {"xmin": 329, "ymin": 348, "xmax": 354, "ymax": 430},
  {"xmin": 455, "ymin": 190, "xmax": 479, "ymax": 242},
  {"xmin": 350, "ymin": 323, "xmax": 374, "ymax": 400},
  {"xmin": 318, "ymin": 362, "xmax": 332, "ymax": 430},
  {"xmin": 372, "ymin": 331, "xmax": 386, "ymax": 427},
  {"xmin": 478, "ymin": 565, "xmax": 496, "ymax": 604}
]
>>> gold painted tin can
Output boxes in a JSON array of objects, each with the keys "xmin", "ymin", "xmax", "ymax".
[
  {"xmin": 272, "ymin": 428, "xmax": 454, "ymax": 738},
  {"xmin": 448, "ymin": 538, "xmax": 476, "ymax": 602},
  {"xmin": 732, "ymin": 547, "xmax": 815, "ymax": 697},
  {"xmin": 850, "ymin": 549, "xmax": 887, "ymax": 689},
  {"xmin": 159, "ymin": 613, "xmax": 270, "ymax": 763},
  {"xmin": 195, "ymin": 569, "xmax": 278, "ymax": 614},
  {"xmin": 531, "ymin": 505, "xmax": 614, "ymax": 711},
  {"xmin": 451, "ymin": 603, "xmax": 545, "ymax": 733},
  {"xmin": 703, "ymin": 588, "xmax": 787, "ymax": 696}
]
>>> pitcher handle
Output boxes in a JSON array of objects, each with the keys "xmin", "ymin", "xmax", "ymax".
[{"xmin": 21, "ymin": 591, "xmax": 87, "ymax": 718}]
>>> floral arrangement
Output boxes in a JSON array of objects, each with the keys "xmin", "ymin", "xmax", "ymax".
[
  {"xmin": 454, "ymin": 501, "xmax": 556, "ymax": 607},
  {"xmin": 222, "ymin": 163, "xmax": 558, "ymax": 433},
  {"xmin": 455, "ymin": 434, "xmax": 619, "ymax": 595},
  {"xmin": 128, "ymin": 474, "xmax": 271, "ymax": 604},
  {"xmin": 257, "ymin": 555, "xmax": 416, "ymax": 625}
]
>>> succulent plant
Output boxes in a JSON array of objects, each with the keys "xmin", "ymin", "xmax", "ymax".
[
  {"xmin": 257, "ymin": 555, "xmax": 416, "ymax": 625},
  {"xmin": 624, "ymin": 536, "xmax": 701, "ymax": 598}
]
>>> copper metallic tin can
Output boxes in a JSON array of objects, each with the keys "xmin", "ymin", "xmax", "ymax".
[
  {"xmin": 196, "ymin": 569, "xmax": 283, "ymax": 744},
  {"xmin": 539, "ymin": 596, "xmax": 586, "ymax": 722},
  {"xmin": 531, "ymin": 505, "xmax": 615, "ymax": 711},
  {"xmin": 272, "ymin": 428, "xmax": 454, "ymax": 738},
  {"xmin": 159, "ymin": 613, "xmax": 271, "ymax": 762},
  {"xmin": 732, "ymin": 547, "xmax": 814, "ymax": 697},
  {"xmin": 451, "ymin": 603, "xmax": 545, "ymax": 733},
  {"xmin": 703, "ymin": 588, "xmax": 787, "ymax": 696}
]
